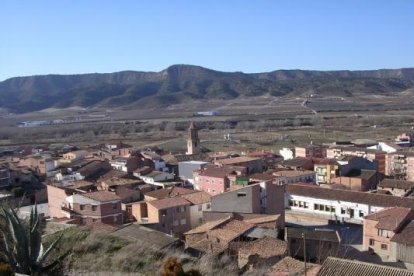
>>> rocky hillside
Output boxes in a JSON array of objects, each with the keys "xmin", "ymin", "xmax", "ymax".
[{"xmin": 1, "ymin": 65, "xmax": 413, "ymax": 113}]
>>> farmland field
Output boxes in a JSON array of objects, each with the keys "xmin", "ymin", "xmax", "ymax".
[{"xmin": 0, "ymin": 94, "xmax": 413, "ymax": 152}]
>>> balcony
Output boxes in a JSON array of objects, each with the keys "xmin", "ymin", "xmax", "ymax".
[{"xmin": 61, "ymin": 205, "xmax": 74, "ymax": 213}]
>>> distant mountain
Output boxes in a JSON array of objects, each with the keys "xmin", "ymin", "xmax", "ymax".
[{"xmin": 1, "ymin": 65, "xmax": 413, "ymax": 113}]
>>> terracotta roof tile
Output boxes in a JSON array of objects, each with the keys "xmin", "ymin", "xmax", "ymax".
[
  {"xmin": 266, "ymin": 256, "xmax": 320, "ymax": 275},
  {"xmin": 144, "ymin": 187, "xmax": 197, "ymax": 199},
  {"xmin": 273, "ymin": 170, "xmax": 315, "ymax": 178},
  {"xmin": 185, "ymin": 217, "xmax": 232, "ymax": 235},
  {"xmin": 378, "ymin": 179, "xmax": 414, "ymax": 190},
  {"xmin": 198, "ymin": 165, "xmax": 239, "ymax": 178},
  {"xmin": 99, "ymin": 170, "xmax": 128, "ymax": 181},
  {"xmin": 249, "ymin": 173, "xmax": 278, "ymax": 181},
  {"xmin": 286, "ymin": 184, "xmax": 414, "ymax": 209},
  {"xmin": 187, "ymin": 238, "xmax": 228, "ymax": 255},
  {"xmin": 244, "ymin": 215, "xmax": 280, "ymax": 225},
  {"xmin": 180, "ymin": 191, "xmax": 211, "ymax": 205},
  {"xmin": 148, "ymin": 197, "xmax": 190, "ymax": 210},
  {"xmin": 237, "ymin": 237, "xmax": 286, "ymax": 258},
  {"xmin": 215, "ymin": 156, "xmax": 261, "ymax": 165},
  {"xmin": 83, "ymin": 191, "xmax": 121, "ymax": 202},
  {"xmin": 317, "ymin": 257, "xmax": 414, "ymax": 276},
  {"xmin": 209, "ymin": 220, "xmax": 254, "ymax": 242},
  {"xmin": 391, "ymin": 221, "xmax": 414, "ymax": 246},
  {"xmin": 365, "ymin": 207, "xmax": 414, "ymax": 231}
]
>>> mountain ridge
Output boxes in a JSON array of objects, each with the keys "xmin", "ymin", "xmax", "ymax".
[{"xmin": 1, "ymin": 64, "xmax": 413, "ymax": 113}]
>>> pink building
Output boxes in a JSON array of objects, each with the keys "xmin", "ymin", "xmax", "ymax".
[
  {"xmin": 47, "ymin": 184, "xmax": 123, "ymax": 226},
  {"xmin": 194, "ymin": 165, "xmax": 247, "ymax": 195},
  {"xmin": 295, "ymin": 145, "xmax": 326, "ymax": 159},
  {"xmin": 363, "ymin": 207, "xmax": 414, "ymax": 259},
  {"xmin": 18, "ymin": 155, "xmax": 55, "ymax": 176}
]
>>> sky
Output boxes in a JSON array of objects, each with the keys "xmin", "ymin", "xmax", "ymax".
[{"xmin": 1, "ymin": 1, "xmax": 413, "ymax": 80}]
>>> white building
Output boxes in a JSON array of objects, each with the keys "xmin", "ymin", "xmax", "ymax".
[
  {"xmin": 110, "ymin": 158, "xmax": 129, "ymax": 172},
  {"xmin": 139, "ymin": 171, "xmax": 174, "ymax": 185},
  {"xmin": 279, "ymin": 148, "xmax": 294, "ymax": 160},
  {"xmin": 285, "ymin": 184, "xmax": 414, "ymax": 224},
  {"xmin": 367, "ymin": 142, "xmax": 402, "ymax": 154},
  {"xmin": 54, "ymin": 171, "xmax": 85, "ymax": 182}
]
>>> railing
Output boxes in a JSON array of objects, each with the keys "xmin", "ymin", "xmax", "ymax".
[{"xmin": 61, "ymin": 205, "xmax": 74, "ymax": 213}]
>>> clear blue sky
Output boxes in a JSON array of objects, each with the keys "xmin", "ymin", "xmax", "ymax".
[{"xmin": 1, "ymin": 1, "xmax": 413, "ymax": 80}]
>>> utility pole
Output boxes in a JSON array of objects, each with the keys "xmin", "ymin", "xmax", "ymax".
[{"xmin": 302, "ymin": 232, "xmax": 307, "ymax": 276}]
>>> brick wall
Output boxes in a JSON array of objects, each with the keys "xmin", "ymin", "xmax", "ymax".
[
  {"xmin": 198, "ymin": 175, "xmax": 229, "ymax": 195},
  {"xmin": 47, "ymin": 185, "xmax": 70, "ymax": 218}
]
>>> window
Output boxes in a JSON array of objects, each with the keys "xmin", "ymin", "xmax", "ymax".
[
  {"xmin": 359, "ymin": 210, "xmax": 364, "ymax": 217},
  {"xmin": 341, "ymin": 208, "xmax": 346, "ymax": 215},
  {"xmin": 206, "ymin": 204, "xmax": 211, "ymax": 210},
  {"xmin": 299, "ymin": 201, "xmax": 304, "ymax": 208},
  {"xmin": 378, "ymin": 229, "xmax": 389, "ymax": 238},
  {"xmin": 331, "ymin": 207, "xmax": 335, "ymax": 213},
  {"xmin": 294, "ymin": 201, "xmax": 299, "ymax": 207},
  {"xmin": 237, "ymin": 192, "xmax": 247, "ymax": 197},
  {"xmin": 289, "ymin": 200, "xmax": 294, "ymax": 207},
  {"xmin": 92, "ymin": 205, "xmax": 97, "ymax": 211},
  {"xmin": 161, "ymin": 210, "xmax": 167, "ymax": 216},
  {"xmin": 314, "ymin": 204, "xmax": 319, "ymax": 210},
  {"xmin": 319, "ymin": 205, "xmax": 324, "ymax": 211},
  {"xmin": 369, "ymin": 239, "xmax": 375, "ymax": 246},
  {"xmin": 381, "ymin": 244, "xmax": 388, "ymax": 250},
  {"xmin": 304, "ymin": 202, "xmax": 309, "ymax": 209},
  {"xmin": 80, "ymin": 204, "xmax": 85, "ymax": 211},
  {"xmin": 325, "ymin": 206, "xmax": 331, "ymax": 212}
]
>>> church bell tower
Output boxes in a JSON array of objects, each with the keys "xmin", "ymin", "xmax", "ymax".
[{"xmin": 187, "ymin": 121, "xmax": 200, "ymax": 155}]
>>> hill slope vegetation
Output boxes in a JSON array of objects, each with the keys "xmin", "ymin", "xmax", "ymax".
[{"xmin": 1, "ymin": 65, "xmax": 414, "ymax": 113}]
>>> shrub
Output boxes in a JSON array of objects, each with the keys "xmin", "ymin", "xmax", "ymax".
[
  {"xmin": 0, "ymin": 262, "xmax": 14, "ymax": 276},
  {"xmin": 11, "ymin": 187, "xmax": 24, "ymax": 198}
]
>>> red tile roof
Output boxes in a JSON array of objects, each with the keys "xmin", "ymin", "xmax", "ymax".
[
  {"xmin": 209, "ymin": 220, "xmax": 254, "ymax": 242},
  {"xmin": 198, "ymin": 165, "xmax": 240, "ymax": 178},
  {"xmin": 286, "ymin": 184, "xmax": 414, "ymax": 209},
  {"xmin": 237, "ymin": 237, "xmax": 286, "ymax": 258},
  {"xmin": 391, "ymin": 221, "xmax": 414, "ymax": 246},
  {"xmin": 83, "ymin": 191, "xmax": 121, "ymax": 202},
  {"xmin": 144, "ymin": 186, "xmax": 197, "ymax": 199},
  {"xmin": 148, "ymin": 197, "xmax": 190, "ymax": 210},
  {"xmin": 180, "ymin": 191, "xmax": 211, "ymax": 205},
  {"xmin": 215, "ymin": 156, "xmax": 261, "ymax": 165},
  {"xmin": 266, "ymin": 256, "xmax": 320, "ymax": 275},
  {"xmin": 317, "ymin": 257, "xmax": 414, "ymax": 276},
  {"xmin": 184, "ymin": 217, "xmax": 232, "ymax": 235},
  {"xmin": 378, "ymin": 179, "xmax": 414, "ymax": 190},
  {"xmin": 365, "ymin": 207, "xmax": 414, "ymax": 231}
]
